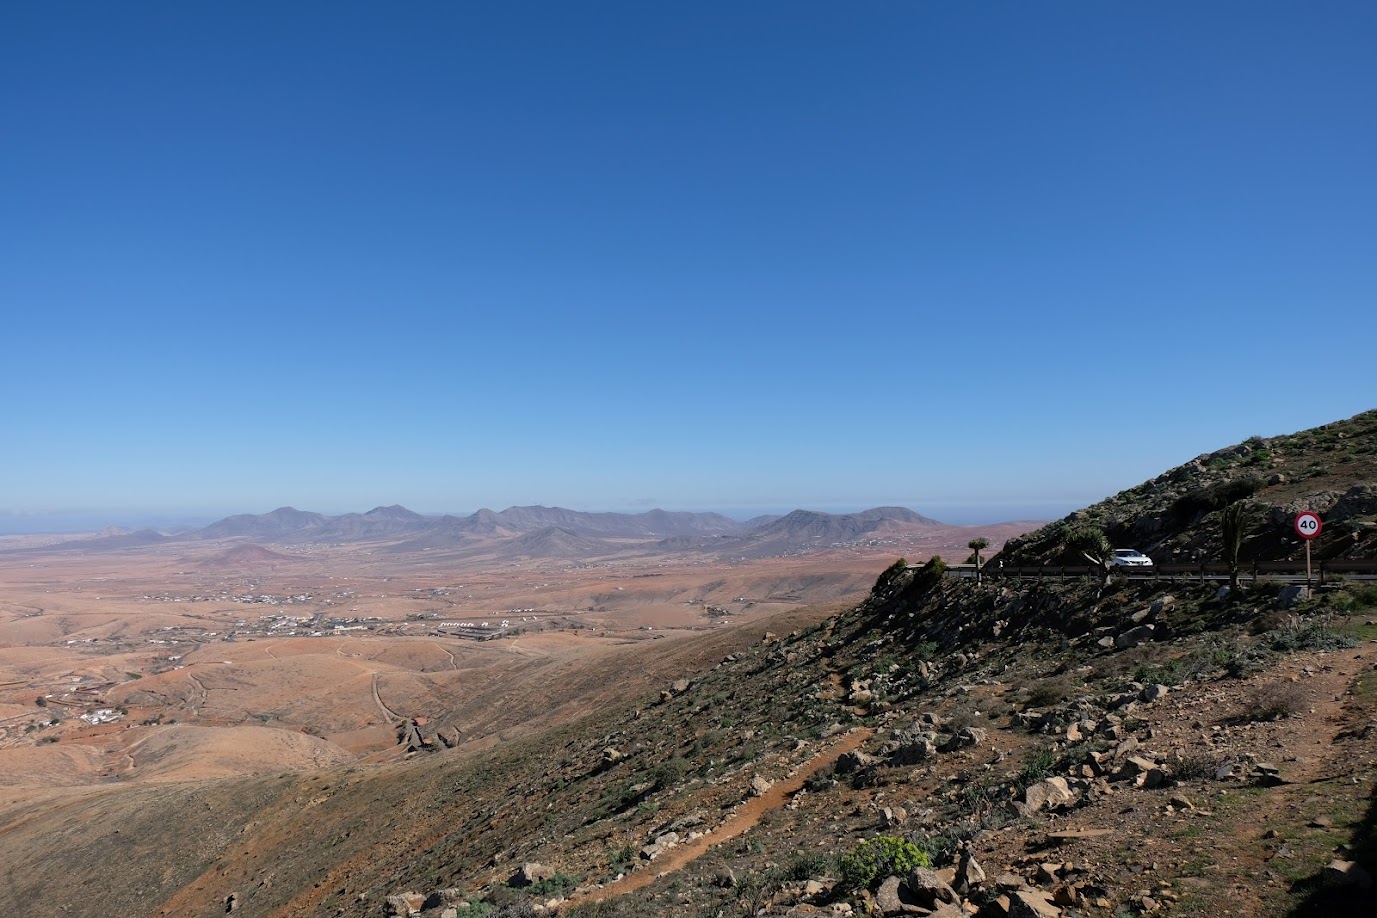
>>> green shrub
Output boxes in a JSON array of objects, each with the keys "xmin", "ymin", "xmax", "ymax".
[
  {"xmin": 452, "ymin": 905, "xmax": 494, "ymax": 918},
  {"xmin": 838, "ymin": 835, "xmax": 930, "ymax": 892},
  {"xmin": 1339, "ymin": 583, "xmax": 1377, "ymax": 610},
  {"xmin": 778, "ymin": 848, "xmax": 832, "ymax": 882},
  {"xmin": 907, "ymin": 828, "xmax": 964, "ymax": 867},
  {"xmin": 912, "ymin": 640, "xmax": 939, "ymax": 661},
  {"xmin": 650, "ymin": 756, "xmax": 690, "ymax": 789},
  {"xmin": 872, "ymin": 558, "xmax": 909, "ymax": 595},
  {"xmin": 733, "ymin": 870, "xmax": 768, "ymax": 910},
  {"xmin": 1017, "ymin": 746, "xmax": 1057, "ymax": 789},
  {"xmin": 1025, "ymin": 675, "xmax": 1078, "ymax": 708},
  {"xmin": 1266, "ymin": 619, "xmax": 1358, "ymax": 652},
  {"xmin": 1135, "ymin": 635, "xmax": 1271, "ymax": 683},
  {"xmin": 491, "ymin": 903, "xmax": 537, "ymax": 918},
  {"xmin": 527, "ymin": 872, "xmax": 578, "ymax": 898}
]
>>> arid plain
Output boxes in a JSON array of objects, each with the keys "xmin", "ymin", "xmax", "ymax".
[{"xmin": 0, "ymin": 509, "xmax": 1033, "ymax": 809}]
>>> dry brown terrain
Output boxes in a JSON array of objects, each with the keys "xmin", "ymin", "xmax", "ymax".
[{"xmin": 0, "ymin": 519, "xmax": 1030, "ymax": 793}]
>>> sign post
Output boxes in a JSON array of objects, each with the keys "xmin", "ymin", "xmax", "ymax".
[{"xmin": 1294, "ymin": 511, "xmax": 1322, "ymax": 589}]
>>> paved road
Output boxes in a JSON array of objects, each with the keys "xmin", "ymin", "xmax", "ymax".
[{"xmin": 947, "ymin": 567, "xmax": 1376, "ymax": 583}]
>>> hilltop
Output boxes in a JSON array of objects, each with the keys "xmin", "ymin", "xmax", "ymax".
[
  {"xmin": 996, "ymin": 409, "xmax": 1377, "ymax": 568},
  {"xmin": 14, "ymin": 504, "xmax": 977, "ymax": 564}
]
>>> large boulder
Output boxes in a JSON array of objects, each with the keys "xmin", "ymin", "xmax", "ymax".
[
  {"xmin": 874, "ymin": 875, "xmax": 926, "ymax": 915},
  {"xmin": 639, "ymin": 831, "xmax": 681, "ymax": 861},
  {"xmin": 939, "ymin": 726, "xmax": 987, "ymax": 752},
  {"xmin": 1008, "ymin": 888, "xmax": 1064, "ymax": 918},
  {"xmin": 904, "ymin": 866, "xmax": 957, "ymax": 907},
  {"xmin": 1015, "ymin": 777, "xmax": 1077, "ymax": 815},
  {"xmin": 1277, "ymin": 585, "xmax": 1310, "ymax": 609},
  {"xmin": 1114, "ymin": 624, "xmax": 1156, "ymax": 649},
  {"xmin": 509, "ymin": 863, "xmax": 555, "ymax": 887},
  {"xmin": 383, "ymin": 892, "xmax": 425, "ymax": 916},
  {"xmin": 836, "ymin": 749, "xmax": 879, "ymax": 774},
  {"xmin": 887, "ymin": 738, "xmax": 938, "ymax": 766},
  {"xmin": 954, "ymin": 849, "xmax": 986, "ymax": 894},
  {"xmin": 1323, "ymin": 859, "xmax": 1373, "ymax": 889}
]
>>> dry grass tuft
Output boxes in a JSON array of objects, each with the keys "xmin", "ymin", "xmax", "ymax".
[{"xmin": 1246, "ymin": 680, "xmax": 1306, "ymax": 721}]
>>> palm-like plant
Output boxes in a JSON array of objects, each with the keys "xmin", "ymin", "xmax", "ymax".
[
  {"xmin": 967, "ymin": 537, "xmax": 989, "ymax": 582},
  {"xmin": 1221, "ymin": 501, "xmax": 1253, "ymax": 590},
  {"xmin": 1067, "ymin": 525, "xmax": 1113, "ymax": 583}
]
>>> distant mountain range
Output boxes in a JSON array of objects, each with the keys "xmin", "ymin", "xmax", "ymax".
[{"xmin": 15, "ymin": 504, "xmax": 957, "ymax": 561}]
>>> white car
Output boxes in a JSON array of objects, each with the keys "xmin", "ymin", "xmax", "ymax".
[{"xmin": 1109, "ymin": 548, "xmax": 1153, "ymax": 568}]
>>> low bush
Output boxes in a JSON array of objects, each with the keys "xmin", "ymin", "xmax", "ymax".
[
  {"xmin": 1173, "ymin": 749, "xmax": 1222, "ymax": 781},
  {"xmin": 452, "ymin": 904, "xmax": 494, "ymax": 918},
  {"xmin": 872, "ymin": 558, "xmax": 909, "ymax": 596},
  {"xmin": 1024, "ymin": 674, "xmax": 1079, "ymax": 708},
  {"xmin": 1016, "ymin": 746, "xmax": 1057, "ymax": 790},
  {"xmin": 838, "ymin": 836, "xmax": 930, "ymax": 892},
  {"xmin": 1335, "ymin": 583, "xmax": 1377, "ymax": 611},
  {"xmin": 1131, "ymin": 634, "xmax": 1266, "ymax": 684},
  {"xmin": 1266, "ymin": 618, "xmax": 1358, "ymax": 653},
  {"xmin": 803, "ymin": 763, "xmax": 837, "ymax": 793},
  {"xmin": 955, "ymin": 781, "xmax": 1003, "ymax": 818},
  {"xmin": 907, "ymin": 828, "xmax": 964, "ymax": 867},
  {"xmin": 777, "ymin": 848, "xmax": 832, "ymax": 882},
  {"xmin": 527, "ymin": 873, "xmax": 578, "ymax": 898},
  {"xmin": 1247, "ymin": 680, "xmax": 1306, "ymax": 721}
]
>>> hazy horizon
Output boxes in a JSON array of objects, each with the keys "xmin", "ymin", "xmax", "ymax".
[{"xmin": 0, "ymin": 498, "xmax": 1076, "ymax": 536}]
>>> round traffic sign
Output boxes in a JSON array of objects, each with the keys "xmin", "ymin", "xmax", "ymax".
[{"xmin": 1295, "ymin": 512, "xmax": 1322, "ymax": 540}]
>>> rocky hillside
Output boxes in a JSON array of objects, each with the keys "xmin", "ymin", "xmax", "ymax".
[
  {"xmin": 995, "ymin": 409, "xmax": 1377, "ymax": 567},
  {"xmin": 348, "ymin": 569, "xmax": 1374, "ymax": 918}
]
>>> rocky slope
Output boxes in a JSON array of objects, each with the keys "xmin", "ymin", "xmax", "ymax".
[{"xmin": 995, "ymin": 409, "xmax": 1377, "ymax": 567}]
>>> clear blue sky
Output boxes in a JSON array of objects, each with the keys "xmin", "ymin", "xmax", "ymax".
[{"xmin": 3, "ymin": 1, "xmax": 1374, "ymax": 531}]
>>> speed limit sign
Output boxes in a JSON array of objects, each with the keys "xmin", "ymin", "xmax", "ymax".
[{"xmin": 1295, "ymin": 512, "xmax": 1322, "ymax": 540}]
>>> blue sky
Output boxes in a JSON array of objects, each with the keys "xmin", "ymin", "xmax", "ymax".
[{"xmin": 3, "ymin": 1, "xmax": 1374, "ymax": 531}]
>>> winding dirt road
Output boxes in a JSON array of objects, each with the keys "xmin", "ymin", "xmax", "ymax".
[{"xmin": 574, "ymin": 726, "xmax": 874, "ymax": 905}]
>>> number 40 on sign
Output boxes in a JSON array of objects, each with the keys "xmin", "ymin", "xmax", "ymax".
[{"xmin": 1294, "ymin": 512, "xmax": 1322, "ymax": 540}]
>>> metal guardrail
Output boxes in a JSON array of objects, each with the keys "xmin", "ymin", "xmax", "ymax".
[{"xmin": 948, "ymin": 559, "xmax": 1377, "ymax": 584}]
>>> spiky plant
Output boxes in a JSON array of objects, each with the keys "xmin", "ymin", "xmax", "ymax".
[
  {"xmin": 967, "ymin": 537, "xmax": 989, "ymax": 582},
  {"xmin": 1221, "ymin": 500, "xmax": 1254, "ymax": 590},
  {"xmin": 1067, "ymin": 525, "xmax": 1113, "ymax": 583}
]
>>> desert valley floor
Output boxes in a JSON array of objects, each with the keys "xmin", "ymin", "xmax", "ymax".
[{"xmin": 0, "ymin": 517, "xmax": 1025, "ymax": 799}]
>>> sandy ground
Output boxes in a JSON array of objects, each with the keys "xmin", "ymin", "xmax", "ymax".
[{"xmin": 0, "ymin": 529, "xmax": 1023, "ymax": 788}]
